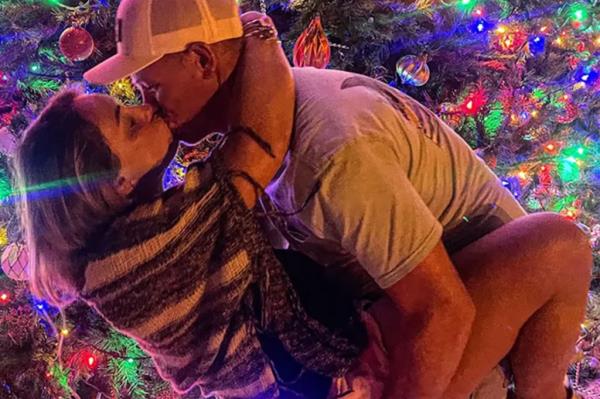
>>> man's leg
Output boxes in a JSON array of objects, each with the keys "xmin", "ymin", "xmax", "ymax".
[{"xmin": 442, "ymin": 213, "xmax": 592, "ymax": 399}]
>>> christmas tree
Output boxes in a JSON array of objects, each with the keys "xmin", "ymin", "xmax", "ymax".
[{"xmin": 1, "ymin": 0, "xmax": 599, "ymax": 397}]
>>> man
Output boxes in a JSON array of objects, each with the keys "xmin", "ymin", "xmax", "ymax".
[{"xmin": 84, "ymin": 1, "xmax": 591, "ymax": 398}]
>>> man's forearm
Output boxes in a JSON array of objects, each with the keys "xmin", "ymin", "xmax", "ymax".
[{"xmin": 381, "ymin": 301, "xmax": 475, "ymax": 399}]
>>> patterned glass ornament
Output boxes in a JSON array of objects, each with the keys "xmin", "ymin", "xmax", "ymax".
[
  {"xmin": 396, "ymin": 55, "xmax": 430, "ymax": 87},
  {"xmin": 1, "ymin": 243, "xmax": 28, "ymax": 281},
  {"xmin": 59, "ymin": 26, "xmax": 95, "ymax": 62},
  {"xmin": 293, "ymin": 16, "xmax": 331, "ymax": 69}
]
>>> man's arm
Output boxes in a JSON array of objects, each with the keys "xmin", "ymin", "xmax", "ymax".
[
  {"xmin": 303, "ymin": 137, "xmax": 474, "ymax": 398},
  {"xmin": 375, "ymin": 242, "xmax": 475, "ymax": 399}
]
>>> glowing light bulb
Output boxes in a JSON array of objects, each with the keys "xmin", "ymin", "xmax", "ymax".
[
  {"xmin": 546, "ymin": 144, "xmax": 555, "ymax": 151},
  {"xmin": 466, "ymin": 100, "xmax": 474, "ymax": 110},
  {"xmin": 0, "ymin": 292, "xmax": 8, "ymax": 303},
  {"xmin": 60, "ymin": 328, "xmax": 70, "ymax": 336},
  {"xmin": 531, "ymin": 110, "xmax": 539, "ymax": 118},
  {"xmin": 518, "ymin": 171, "xmax": 528, "ymax": 180},
  {"xmin": 496, "ymin": 26, "xmax": 507, "ymax": 34},
  {"xmin": 88, "ymin": 356, "xmax": 96, "ymax": 367}
]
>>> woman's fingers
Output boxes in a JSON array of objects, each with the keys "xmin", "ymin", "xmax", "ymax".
[{"xmin": 241, "ymin": 12, "xmax": 279, "ymax": 41}]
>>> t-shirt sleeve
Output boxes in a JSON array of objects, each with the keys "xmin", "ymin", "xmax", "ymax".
[{"xmin": 302, "ymin": 138, "xmax": 443, "ymax": 289}]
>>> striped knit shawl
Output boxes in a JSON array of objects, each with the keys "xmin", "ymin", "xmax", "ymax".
[{"xmin": 78, "ymin": 161, "xmax": 363, "ymax": 398}]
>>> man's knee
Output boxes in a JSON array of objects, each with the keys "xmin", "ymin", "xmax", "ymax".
[{"xmin": 524, "ymin": 212, "xmax": 592, "ymax": 281}]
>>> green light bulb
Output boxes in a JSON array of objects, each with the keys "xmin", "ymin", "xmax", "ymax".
[
  {"xmin": 569, "ymin": 3, "xmax": 589, "ymax": 22},
  {"xmin": 457, "ymin": 0, "xmax": 477, "ymax": 12}
]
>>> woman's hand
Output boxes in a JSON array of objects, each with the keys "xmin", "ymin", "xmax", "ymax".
[{"xmin": 221, "ymin": 12, "xmax": 295, "ymax": 208}]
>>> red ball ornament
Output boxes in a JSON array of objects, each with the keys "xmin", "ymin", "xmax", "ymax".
[{"xmin": 59, "ymin": 26, "xmax": 95, "ymax": 62}]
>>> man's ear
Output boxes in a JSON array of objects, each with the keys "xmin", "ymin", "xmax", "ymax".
[{"xmin": 184, "ymin": 42, "xmax": 217, "ymax": 79}]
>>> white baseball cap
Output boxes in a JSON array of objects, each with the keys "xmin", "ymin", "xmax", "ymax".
[{"xmin": 84, "ymin": 0, "xmax": 243, "ymax": 85}]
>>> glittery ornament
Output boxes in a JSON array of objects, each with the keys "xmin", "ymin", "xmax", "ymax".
[
  {"xmin": 1, "ymin": 243, "xmax": 28, "ymax": 281},
  {"xmin": 396, "ymin": 55, "xmax": 430, "ymax": 87},
  {"xmin": 162, "ymin": 133, "xmax": 223, "ymax": 191},
  {"xmin": 293, "ymin": 16, "xmax": 331, "ymax": 69},
  {"xmin": 109, "ymin": 78, "xmax": 139, "ymax": 105},
  {"xmin": 59, "ymin": 26, "xmax": 95, "ymax": 62}
]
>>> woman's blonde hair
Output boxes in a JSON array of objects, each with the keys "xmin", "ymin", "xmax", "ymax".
[{"xmin": 13, "ymin": 89, "xmax": 122, "ymax": 307}]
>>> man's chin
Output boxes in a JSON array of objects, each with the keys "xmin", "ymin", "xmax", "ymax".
[{"xmin": 166, "ymin": 117, "xmax": 182, "ymax": 131}]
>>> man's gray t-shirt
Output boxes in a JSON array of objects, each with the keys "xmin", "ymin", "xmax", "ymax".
[{"xmin": 265, "ymin": 67, "xmax": 526, "ymax": 297}]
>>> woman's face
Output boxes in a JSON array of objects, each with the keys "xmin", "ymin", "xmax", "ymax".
[{"xmin": 74, "ymin": 94, "xmax": 173, "ymax": 191}]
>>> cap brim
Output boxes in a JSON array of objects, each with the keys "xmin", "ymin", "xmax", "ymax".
[{"xmin": 83, "ymin": 53, "xmax": 162, "ymax": 85}]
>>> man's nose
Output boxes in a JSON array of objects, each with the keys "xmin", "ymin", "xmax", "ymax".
[{"xmin": 141, "ymin": 90, "xmax": 160, "ymax": 108}]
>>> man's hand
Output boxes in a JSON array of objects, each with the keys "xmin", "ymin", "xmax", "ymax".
[{"xmin": 373, "ymin": 242, "xmax": 475, "ymax": 399}]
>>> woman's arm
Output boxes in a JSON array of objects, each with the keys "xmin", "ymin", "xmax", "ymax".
[{"xmin": 220, "ymin": 13, "xmax": 295, "ymax": 208}]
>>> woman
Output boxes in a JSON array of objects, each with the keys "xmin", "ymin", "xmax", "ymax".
[{"xmin": 13, "ymin": 21, "xmax": 365, "ymax": 399}]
